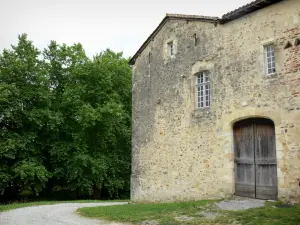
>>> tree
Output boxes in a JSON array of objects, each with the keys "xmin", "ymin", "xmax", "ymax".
[
  {"xmin": 0, "ymin": 35, "xmax": 131, "ymax": 201},
  {"xmin": 0, "ymin": 34, "xmax": 51, "ymax": 198}
]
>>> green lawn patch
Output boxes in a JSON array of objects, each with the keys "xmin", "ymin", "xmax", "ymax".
[
  {"xmin": 229, "ymin": 202, "xmax": 300, "ymax": 225},
  {"xmin": 78, "ymin": 200, "xmax": 213, "ymax": 224},
  {"xmin": 78, "ymin": 200, "xmax": 300, "ymax": 225},
  {"xmin": 0, "ymin": 199, "xmax": 128, "ymax": 212}
]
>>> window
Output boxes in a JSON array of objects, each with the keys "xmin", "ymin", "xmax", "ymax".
[
  {"xmin": 168, "ymin": 41, "xmax": 174, "ymax": 57},
  {"xmin": 264, "ymin": 44, "xmax": 276, "ymax": 75},
  {"xmin": 148, "ymin": 52, "xmax": 151, "ymax": 64},
  {"xmin": 196, "ymin": 71, "xmax": 210, "ymax": 108},
  {"xmin": 193, "ymin": 34, "xmax": 198, "ymax": 46},
  {"xmin": 284, "ymin": 41, "xmax": 292, "ymax": 49}
]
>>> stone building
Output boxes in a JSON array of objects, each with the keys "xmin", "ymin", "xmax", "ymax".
[{"xmin": 130, "ymin": 0, "xmax": 300, "ymax": 203}]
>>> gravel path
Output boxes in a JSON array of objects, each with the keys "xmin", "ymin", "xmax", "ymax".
[
  {"xmin": 0, "ymin": 202, "xmax": 127, "ymax": 225},
  {"xmin": 215, "ymin": 198, "xmax": 265, "ymax": 211}
]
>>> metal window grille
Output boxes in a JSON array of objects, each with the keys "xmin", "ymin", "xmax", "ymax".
[
  {"xmin": 196, "ymin": 71, "xmax": 210, "ymax": 108},
  {"xmin": 265, "ymin": 45, "xmax": 276, "ymax": 75}
]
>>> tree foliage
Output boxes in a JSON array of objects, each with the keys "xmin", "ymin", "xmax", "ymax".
[{"xmin": 0, "ymin": 34, "xmax": 131, "ymax": 201}]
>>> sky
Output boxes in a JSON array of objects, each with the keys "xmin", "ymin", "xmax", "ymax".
[{"xmin": 0, "ymin": 0, "xmax": 252, "ymax": 58}]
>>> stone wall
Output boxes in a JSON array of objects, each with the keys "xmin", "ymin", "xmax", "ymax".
[{"xmin": 132, "ymin": 0, "xmax": 300, "ymax": 203}]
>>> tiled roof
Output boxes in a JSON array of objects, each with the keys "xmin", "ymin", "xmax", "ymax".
[
  {"xmin": 221, "ymin": 0, "xmax": 284, "ymax": 23},
  {"xmin": 129, "ymin": 14, "xmax": 218, "ymax": 65},
  {"xmin": 166, "ymin": 13, "xmax": 219, "ymax": 21},
  {"xmin": 129, "ymin": 0, "xmax": 284, "ymax": 65}
]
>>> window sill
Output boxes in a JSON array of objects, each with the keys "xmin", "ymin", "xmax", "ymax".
[
  {"xmin": 264, "ymin": 73, "xmax": 278, "ymax": 79},
  {"xmin": 164, "ymin": 55, "xmax": 176, "ymax": 64},
  {"xmin": 194, "ymin": 107, "xmax": 210, "ymax": 118},
  {"xmin": 266, "ymin": 72, "xmax": 276, "ymax": 76}
]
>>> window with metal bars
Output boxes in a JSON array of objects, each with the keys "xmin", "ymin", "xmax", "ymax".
[
  {"xmin": 265, "ymin": 44, "xmax": 276, "ymax": 75},
  {"xmin": 196, "ymin": 71, "xmax": 210, "ymax": 108}
]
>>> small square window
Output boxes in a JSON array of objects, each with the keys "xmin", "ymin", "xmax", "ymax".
[{"xmin": 264, "ymin": 44, "xmax": 276, "ymax": 75}]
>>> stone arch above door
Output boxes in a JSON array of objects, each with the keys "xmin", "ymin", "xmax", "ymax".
[
  {"xmin": 215, "ymin": 108, "xmax": 285, "ymax": 200},
  {"xmin": 219, "ymin": 108, "xmax": 281, "ymax": 131},
  {"xmin": 216, "ymin": 108, "xmax": 283, "ymax": 155},
  {"xmin": 233, "ymin": 117, "xmax": 278, "ymax": 200}
]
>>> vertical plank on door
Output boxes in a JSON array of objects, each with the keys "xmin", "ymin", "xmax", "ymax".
[
  {"xmin": 234, "ymin": 120, "xmax": 255, "ymax": 198},
  {"xmin": 255, "ymin": 119, "xmax": 278, "ymax": 200}
]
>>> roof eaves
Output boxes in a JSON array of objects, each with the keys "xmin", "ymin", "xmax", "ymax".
[
  {"xmin": 129, "ymin": 0, "xmax": 284, "ymax": 65},
  {"xmin": 166, "ymin": 13, "xmax": 219, "ymax": 21},
  {"xmin": 129, "ymin": 14, "xmax": 219, "ymax": 65},
  {"xmin": 220, "ymin": 0, "xmax": 284, "ymax": 24}
]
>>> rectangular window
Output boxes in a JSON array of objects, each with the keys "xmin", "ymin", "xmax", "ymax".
[
  {"xmin": 265, "ymin": 44, "xmax": 276, "ymax": 75},
  {"xmin": 196, "ymin": 71, "xmax": 210, "ymax": 108},
  {"xmin": 148, "ymin": 52, "xmax": 151, "ymax": 64},
  {"xmin": 168, "ymin": 41, "xmax": 174, "ymax": 57},
  {"xmin": 193, "ymin": 34, "xmax": 198, "ymax": 46}
]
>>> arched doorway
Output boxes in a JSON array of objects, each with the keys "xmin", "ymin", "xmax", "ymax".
[{"xmin": 233, "ymin": 118, "xmax": 278, "ymax": 200}]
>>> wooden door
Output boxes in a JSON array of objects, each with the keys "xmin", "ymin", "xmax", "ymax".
[
  {"xmin": 255, "ymin": 120, "xmax": 278, "ymax": 200},
  {"xmin": 234, "ymin": 119, "xmax": 255, "ymax": 198},
  {"xmin": 234, "ymin": 118, "xmax": 278, "ymax": 200}
]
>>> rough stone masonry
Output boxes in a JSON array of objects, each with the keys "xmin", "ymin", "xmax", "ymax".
[{"xmin": 130, "ymin": 0, "xmax": 300, "ymax": 203}]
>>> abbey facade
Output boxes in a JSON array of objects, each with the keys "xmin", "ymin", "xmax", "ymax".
[{"xmin": 130, "ymin": 0, "xmax": 300, "ymax": 202}]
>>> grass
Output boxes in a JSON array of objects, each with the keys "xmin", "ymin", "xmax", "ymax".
[
  {"xmin": 229, "ymin": 201, "xmax": 300, "ymax": 225},
  {"xmin": 0, "ymin": 199, "xmax": 128, "ymax": 212},
  {"xmin": 78, "ymin": 200, "xmax": 300, "ymax": 225},
  {"xmin": 78, "ymin": 200, "xmax": 214, "ymax": 224}
]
